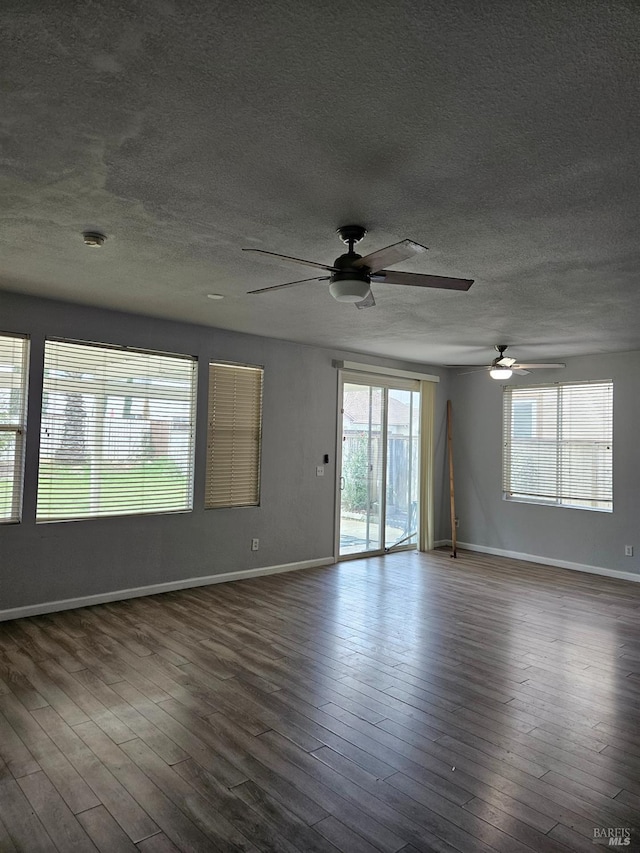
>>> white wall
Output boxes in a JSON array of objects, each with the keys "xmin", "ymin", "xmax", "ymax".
[
  {"xmin": 451, "ymin": 351, "xmax": 640, "ymax": 577},
  {"xmin": 0, "ymin": 290, "xmax": 450, "ymax": 614}
]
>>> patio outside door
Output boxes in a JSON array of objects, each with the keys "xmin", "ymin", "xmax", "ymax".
[{"xmin": 338, "ymin": 377, "xmax": 420, "ymax": 558}]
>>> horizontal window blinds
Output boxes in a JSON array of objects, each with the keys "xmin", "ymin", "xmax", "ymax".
[
  {"xmin": 503, "ymin": 381, "xmax": 613, "ymax": 510},
  {"xmin": 0, "ymin": 334, "xmax": 29, "ymax": 523},
  {"xmin": 37, "ymin": 340, "xmax": 197, "ymax": 521},
  {"xmin": 205, "ymin": 363, "xmax": 263, "ymax": 509}
]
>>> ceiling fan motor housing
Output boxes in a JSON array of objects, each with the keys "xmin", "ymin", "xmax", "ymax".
[{"xmin": 329, "ymin": 251, "xmax": 371, "ymax": 302}]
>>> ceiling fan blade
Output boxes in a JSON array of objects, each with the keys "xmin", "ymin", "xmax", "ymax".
[
  {"xmin": 247, "ymin": 276, "xmax": 329, "ymax": 294},
  {"xmin": 352, "ymin": 239, "xmax": 428, "ymax": 273},
  {"xmin": 354, "ymin": 291, "xmax": 376, "ymax": 310},
  {"xmin": 243, "ymin": 248, "xmax": 337, "ymax": 272},
  {"xmin": 496, "ymin": 356, "xmax": 516, "ymax": 367},
  {"xmin": 375, "ymin": 270, "xmax": 474, "ymax": 291},
  {"xmin": 456, "ymin": 368, "xmax": 489, "ymax": 376},
  {"xmin": 511, "ymin": 368, "xmax": 531, "ymax": 376},
  {"xmin": 512, "ymin": 363, "xmax": 566, "ymax": 369}
]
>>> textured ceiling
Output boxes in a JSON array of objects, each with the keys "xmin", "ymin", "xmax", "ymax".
[{"xmin": 2, "ymin": 0, "xmax": 639, "ymax": 365}]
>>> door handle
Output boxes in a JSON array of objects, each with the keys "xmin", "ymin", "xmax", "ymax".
[{"xmin": 340, "ymin": 476, "xmax": 345, "ymax": 490}]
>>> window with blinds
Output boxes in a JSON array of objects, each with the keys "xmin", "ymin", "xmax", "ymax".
[
  {"xmin": 0, "ymin": 334, "xmax": 29, "ymax": 523},
  {"xmin": 37, "ymin": 340, "xmax": 197, "ymax": 521},
  {"xmin": 503, "ymin": 380, "xmax": 613, "ymax": 511},
  {"xmin": 205, "ymin": 362, "xmax": 263, "ymax": 509}
]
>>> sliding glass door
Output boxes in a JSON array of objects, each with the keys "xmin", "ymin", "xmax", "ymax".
[
  {"xmin": 338, "ymin": 377, "xmax": 420, "ymax": 557},
  {"xmin": 385, "ymin": 387, "xmax": 420, "ymax": 550}
]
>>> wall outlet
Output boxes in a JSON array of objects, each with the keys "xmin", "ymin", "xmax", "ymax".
[
  {"xmin": 454, "ymin": 517, "xmax": 460, "ymax": 528},
  {"xmin": 251, "ymin": 538, "xmax": 259, "ymax": 551},
  {"xmin": 316, "ymin": 465, "xmax": 325, "ymax": 477},
  {"xmin": 625, "ymin": 545, "xmax": 633, "ymax": 557}
]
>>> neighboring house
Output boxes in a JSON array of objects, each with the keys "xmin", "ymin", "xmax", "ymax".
[{"xmin": 342, "ymin": 388, "xmax": 413, "ymax": 435}]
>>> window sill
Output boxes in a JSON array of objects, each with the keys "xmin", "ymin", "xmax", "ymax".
[{"xmin": 503, "ymin": 495, "xmax": 613, "ymax": 513}]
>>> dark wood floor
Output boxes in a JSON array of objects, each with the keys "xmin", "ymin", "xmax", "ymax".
[{"xmin": 0, "ymin": 549, "xmax": 639, "ymax": 853}]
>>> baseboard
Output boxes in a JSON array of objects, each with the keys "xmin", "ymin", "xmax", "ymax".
[
  {"xmin": 451, "ymin": 541, "xmax": 640, "ymax": 584},
  {"xmin": 0, "ymin": 557, "xmax": 335, "ymax": 623}
]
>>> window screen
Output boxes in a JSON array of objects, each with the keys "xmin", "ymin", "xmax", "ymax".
[
  {"xmin": 37, "ymin": 340, "xmax": 197, "ymax": 521},
  {"xmin": 0, "ymin": 334, "xmax": 29, "ymax": 523},
  {"xmin": 503, "ymin": 381, "xmax": 613, "ymax": 511},
  {"xmin": 205, "ymin": 362, "xmax": 263, "ymax": 508}
]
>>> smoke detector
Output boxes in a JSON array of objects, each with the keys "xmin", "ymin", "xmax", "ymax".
[{"xmin": 82, "ymin": 231, "xmax": 107, "ymax": 247}]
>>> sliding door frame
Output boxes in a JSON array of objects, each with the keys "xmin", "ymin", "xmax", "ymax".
[{"xmin": 335, "ymin": 366, "xmax": 434, "ymax": 562}]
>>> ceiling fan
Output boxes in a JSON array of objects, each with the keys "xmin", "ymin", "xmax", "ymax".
[
  {"xmin": 243, "ymin": 225, "xmax": 474, "ymax": 308},
  {"xmin": 458, "ymin": 345, "xmax": 566, "ymax": 379}
]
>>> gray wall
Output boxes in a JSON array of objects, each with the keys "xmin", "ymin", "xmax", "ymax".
[
  {"xmin": 451, "ymin": 351, "xmax": 640, "ymax": 576},
  {"xmin": 0, "ymin": 290, "xmax": 449, "ymax": 611}
]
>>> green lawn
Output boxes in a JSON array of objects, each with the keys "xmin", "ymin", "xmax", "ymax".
[
  {"xmin": 0, "ymin": 479, "xmax": 13, "ymax": 519},
  {"xmin": 36, "ymin": 458, "xmax": 190, "ymax": 519}
]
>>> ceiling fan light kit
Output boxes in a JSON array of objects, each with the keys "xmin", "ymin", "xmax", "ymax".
[
  {"xmin": 489, "ymin": 345, "xmax": 513, "ymax": 379},
  {"xmin": 244, "ymin": 225, "xmax": 474, "ymax": 308},
  {"xmin": 329, "ymin": 230, "xmax": 372, "ymax": 301},
  {"xmin": 329, "ymin": 277, "xmax": 371, "ymax": 303},
  {"xmin": 489, "ymin": 367, "xmax": 513, "ymax": 380}
]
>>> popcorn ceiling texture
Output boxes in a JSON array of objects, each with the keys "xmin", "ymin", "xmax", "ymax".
[{"xmin": 1, "ymin": 0, "xmax": 639, "ymax": 364}]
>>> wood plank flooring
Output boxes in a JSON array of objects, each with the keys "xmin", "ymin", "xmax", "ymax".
[{"xmin": 0, "ymin": 548, "xmax": 639, "ymax": 852}]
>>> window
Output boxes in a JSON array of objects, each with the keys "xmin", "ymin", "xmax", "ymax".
[
  {"xmin": 512, "ymin": 400, "xmax": 535, "ymax": 438},
  {"xmin": 503, "ymin": 381, "xmax": 613, "ymax": 511},
  {"xmin": 205, "ymin": 362, "xmax": 263, "ymax": 508},
  {"xmin": 0, "ymin": 334, "xmax": 29, "ymax": 523},
  {"xmin": 37, "ymin": 340, "xmax": 197, "ymax": 521}
]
